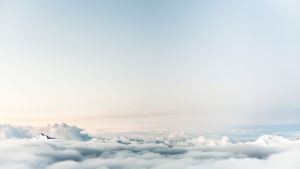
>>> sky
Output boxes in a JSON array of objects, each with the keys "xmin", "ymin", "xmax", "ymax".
[{"xmin": 0, "ymin": 0, "xmax": 300, "ymax": 132}]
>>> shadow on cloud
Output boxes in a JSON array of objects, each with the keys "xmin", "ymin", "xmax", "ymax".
[{"xmin": 0, "ymin": 124, "xmax": 300, "ymax": 169}]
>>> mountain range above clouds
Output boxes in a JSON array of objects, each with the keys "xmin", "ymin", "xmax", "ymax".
[{"xmin": 1, "ymin": 123, "xmax": 300, "ymax": 143}]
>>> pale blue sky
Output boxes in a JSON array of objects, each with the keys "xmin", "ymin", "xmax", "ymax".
[{"xmin": 0, "ymin": 0, "xmax": 300, "ymax": 131}]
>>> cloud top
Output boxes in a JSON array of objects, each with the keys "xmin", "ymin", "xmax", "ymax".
[
  {"xmin": 0, "ymin": 123, "xmax": 91, "ymax": 141},
  {"xmin": 1, "ymin": 124, "xmax": 300, "ymax": 169}
]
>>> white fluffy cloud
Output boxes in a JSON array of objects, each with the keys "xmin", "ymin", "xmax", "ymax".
[
  {"xmin": 0, "ymin": 124, "xmax": 300, "ymax": 169},
  {"xmin": 0, "ymin": 123, "xmax": 91, "ymax": 141}
]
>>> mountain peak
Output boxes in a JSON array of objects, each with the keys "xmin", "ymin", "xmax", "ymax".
[{"xmin": 33, "ymin": 133, "xmax": 56, "ymax": 140}]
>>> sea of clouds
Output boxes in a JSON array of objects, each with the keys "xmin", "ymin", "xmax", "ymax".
[{"xmin": 1, "ymin": 123, "xmax": 300, "ymax": 169}]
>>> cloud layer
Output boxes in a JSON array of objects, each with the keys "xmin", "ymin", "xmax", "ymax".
[{"xmin": 1, "ymin": 124, "xmax": 300, "ymax": 169}]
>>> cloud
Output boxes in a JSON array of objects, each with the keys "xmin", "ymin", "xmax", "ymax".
[
  {"xmin": 0, "ymin": 124, "xmax": 300, "ymax": 169},
  {"xmin": 0, "ymin": 123, "xmax": 91, "ymax": 141},
  {"xmin": 35, "ymin": 123, "xmax": 91, "ymax": 141},
  {"xmin": 0, "ymin": 124, "xmax": 32, "ymax": 139}
]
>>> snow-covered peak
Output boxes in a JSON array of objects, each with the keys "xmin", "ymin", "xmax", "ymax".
[{"xmin": 32, "ymin": 133, "xmax": 55, "ymax": 140}]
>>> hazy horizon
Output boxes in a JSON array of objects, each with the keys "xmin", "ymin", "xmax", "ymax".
[{"xmin": 1, "ymin": 0, "xmax": 300, "ymax": 132}]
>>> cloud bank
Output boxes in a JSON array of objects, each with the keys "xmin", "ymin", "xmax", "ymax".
[
  {"xmin": 0, "ymin": 123, "xmax": 91, "ymax": 141},
  {"xmin": 0, "ymin": 124, "xmax": 300, "ymax": 169}
]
